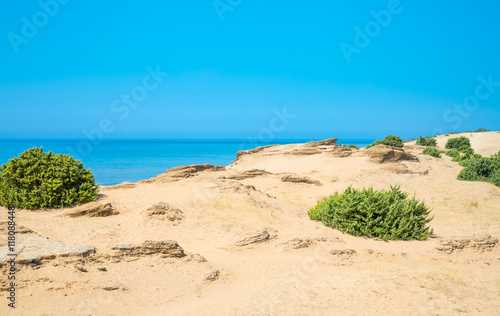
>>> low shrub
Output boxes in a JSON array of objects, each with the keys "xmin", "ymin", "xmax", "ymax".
[
  {"xmin": 308, "ymin": 186, "xmax": 433, "ymax": 241},
  {"xmin": 423, "ymin": 147, "xmax": 441, "ymax": 158},
  {"xmin": 445, "ymin": 148, "xmax": 460, "ymax": 158},
  {"xmin": 348, "ymin": 144, "xmax": 359, "ymax": 149},
  {"xmin": 416, "ymin": 136, "xmax": 437, "ymax": 147},
  {"xmin": 445, "ymin": 137, "xmax": 472, "ymax": 153},
  {"xmin": 0, "ymin": 147, "xmax": 99, "ymax": 210},
  {"xmin": 366, "ymin": 135, "xmax": 404, "ymax": 149},
  {"xmin": 457, "ymin": 156, "xmax": 500, "ymax": 187}
]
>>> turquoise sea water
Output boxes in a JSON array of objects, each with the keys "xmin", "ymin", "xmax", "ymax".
[{"xmin": 0, "ymin": 139, "xmax": 375, "ymax": 185}]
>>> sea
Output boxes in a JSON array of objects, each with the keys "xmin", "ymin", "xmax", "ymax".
[{"xmin": 0, "ymin": 139, "xmax": 375, "ymax": 186}]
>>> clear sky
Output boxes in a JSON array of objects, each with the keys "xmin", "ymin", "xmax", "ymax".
[{"xmin": 1, "ymin": 0, "xmax": 499, "ymax": 140}]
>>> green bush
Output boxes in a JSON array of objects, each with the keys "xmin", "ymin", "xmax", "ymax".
[
  {"xmin": 491, "ymin": 169, "xmax": 500, "ymax": 187},
  {"xmin": 0, "ymin": 147, "xmax": 99, "ymax": 210},
  {"xmin": 366, "ymin": 135, "xmax": 404, "ymax": 149},
  {"xmin": 445, "ymin": 137, "xmax": 472, "ymax": 152},
  {"xmin": 308, "ymin": 186, "xmax": 433, "ymax": 241},
  {"xmin": 457, "ymin": 156, "xmax": 500, "ymax": 187},
  {"xmin": 445, "ymin": 134, "xmax": 449, "ymax": 136},
  {"xmin": 445, "ymin": 148, "xmax": 460, "ymax": 158},
  {"xmin": 423, "ymin": 147, "xmax": 441, "ymax": 158},
  {"xmin": 416, "ymin": 136, "xmax": 437, "ymax": 147},
  {"xmin": 347, "ymin": 144, "xmax": 359, "ymax": 149}
]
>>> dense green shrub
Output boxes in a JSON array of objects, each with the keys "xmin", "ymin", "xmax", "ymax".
[
  {"xmin": 445, "ymin": 137, "xmax": 472, "ymax": 152},
  {"xmin": 445, "ymin": 148, "xmax": 460, "ymax": 158},
  {"xmin": 491, "ymin": 169, "xmax": 500, "ymax": 187},
  {"xmin": 416, "ymin": 136, "xmax": 437, "ymax": 147},
  {"xmin": 308, "ymin": 186, "xmax": 433, "ymax": 241},
  {"xmin": 0, "ymin": 147, "xmax": 99, "ymax": 210},
  {"xmin": 366, "ymin": 135, "xmax": 404, "ymax": 149},
  {"xmin": 423, "ymin": 147, "xmax": 441, "ymax": 158},
  {"xmin": 457, "ymin": 156, "xmax": 500, "ymax": 187}
]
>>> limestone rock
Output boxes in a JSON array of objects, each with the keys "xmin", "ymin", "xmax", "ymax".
[
  {"xmin": 281, "ymin": 174, "xmax": 322, "ymax": 186},
  {"xmin": 144, "ymin": 202, "xmax": 184, "ymax": 224},
  {"xmin": 227, "ymin": 169, "xmax": 272, "ymax": 180},
  {"xmin": 109, "ymin": 240, "xmax": 185, "ymax": 258},
  {"xmin": 305, "ymin": 138, "xmax": 338, "ymax": 147},
  {"xmin": 364, "ymin": 145, "xmax": 418, "ymax": 163},
  {"xmin": 236, "ymin": 230, "xmax": 270, "ymax": 246},
  {"xmin": 286, "ymin": 148, "xmax": 322, "ymax": 156},
  {"xmin": 141, "ymin": 164, "xmax": 225, "ymax": 183},
  {"xmin": 204, "ymin": 270, "xmax": 220, "ymax": 281},
  {"xmin": 236, "ymin": 145, "xmax": 278, "ymax": 159},
  {"xmin": 436, "ymin": 234, "xmax": 498, "ymax": 254},
  {"xmin": 330, "ymin": 249, "xmax": 357, "ymax": 257},
  {"xmin": 0, "ymin": 235, "xmax": 95, "ymax": 265},
  {"xmin": 62, "ymin": 203, "xmax": 119, "ymax": 218}
]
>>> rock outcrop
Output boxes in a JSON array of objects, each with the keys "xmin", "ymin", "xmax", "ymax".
[
  {"xmin": 364, "ymin": 145, "xmax": 417, "ymax": 163},
  {"xmin": 0, "ymin": 235, "xmax": 95, "ymax": 265},
  {"xmin": 236, "ymin": 230, "xmax": 270, "ymax": 246},
  {"xmin": 62, "ymin": 202, "xmax": 118, "ymax": 218},
  {"xmin": 141, "ymin": 164, "xmax": 225, "ymax": 183},
  {"xmin": 281, "ymin": 174, "xmax": 322, "ymax": 186},
  {"xmin": 227, "ymin": 169, "xmax": 272, "ymax": 180},
  {"xmin": 109, "ymin": 240, "xmax": 186, "ymax": 258},
  {"xmin": 305, "ymin": 138, "xmax": 338, "ymax": 147},
  {"xmin": 144, "ymin": 202, "xmax": 184, "ymax": 224},
  {"xmin": 436, "ymin": 235, "xmax": 498, "ymax": 254}
]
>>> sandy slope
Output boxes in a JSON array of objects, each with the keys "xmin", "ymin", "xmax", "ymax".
[{"xmin": 1, "ymin": 133, "xmax": 500, "ymax": 316}]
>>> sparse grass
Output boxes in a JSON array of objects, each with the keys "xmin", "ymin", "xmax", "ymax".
[{"xmin": 453, "ymin": 307, "xmax": 469, "ymax": 313}]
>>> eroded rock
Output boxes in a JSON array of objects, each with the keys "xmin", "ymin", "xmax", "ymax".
[
  {"xmin": 62, "ymin": 203, "xmax": 119, "ymax": 218},
  {"xmin": 364, "ymin": 145, "xmax": 418, "ymax": 163},
  {"xmin": 0, "ymin": 235, "xmax": 95, "ymax": 265},
  {"xmin": 436, "ymin": 234, "xmax": 498, "ymax": 254},
  {"xmin": 227, "ymin": 169, "xmax": 272, "ymax": 180},
  {"xmin": 330, "ymin": 249, "xmax": 357, "ymax": 257},
  {"xmin": 236, "ymin": 230, "xmax": 270, "ymax": 246},
  {"xmin": 305, "ymin": 138, "xmax": 338, "ymax": 147},
  {"xmin": 144, "ymin": 202, "xmax": 184, "ymax": 224},
  {"xmin": 204, "ymin": 270, "xmax": 220, "ymax": 281},
  {"xmin": 109, "ymin": 240, "xmax": 186, "ymax": 258},
  {"xmin": 281, "ymin": 174, "xmax": 322, "ymax": 186},
  {"xmin": 141, "ymin": 164, "xmax": 225, "ymax": 183}
]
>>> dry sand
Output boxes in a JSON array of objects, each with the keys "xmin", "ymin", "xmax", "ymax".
[{"xmin": 1, "ymin": 132, "xmax": 500, "ymax": 315}]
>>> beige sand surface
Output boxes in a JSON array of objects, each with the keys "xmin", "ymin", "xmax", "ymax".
[{"xmin": 1, "ymin": 133, "xmax": 500, "ymax": 315}]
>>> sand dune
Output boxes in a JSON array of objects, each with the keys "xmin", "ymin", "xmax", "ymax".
[{"xmin": 1, "ymin": 133, "xmax": 500, "ymax": 315}]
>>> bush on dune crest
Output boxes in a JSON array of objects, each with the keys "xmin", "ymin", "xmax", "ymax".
[
  {"xmin": 0, "ymin": 147, "xmax": 99, "ymax": 210},
  {"xmin": 416, "ymin": 136, "xmax": 437, "ymax": 147},
  {"xmin": 366, "ymin": 135, "xmax": 404, "ymax": 149},
  {"xmin": 308, "ymin": 186, "xmax": 433, "ymax": 241}
]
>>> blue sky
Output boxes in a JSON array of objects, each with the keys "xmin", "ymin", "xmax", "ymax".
[{"xmin": 1, "ymin": 0, "xmax": 499, "ymax": 140}]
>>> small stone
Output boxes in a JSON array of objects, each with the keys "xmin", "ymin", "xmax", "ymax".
[
  {"xmin": 75, "ymin": 264, "xmax": 87, "ymax": 272},
  {"xmin": 204, "ymin": 270, "xmax": 220, "ymax": 281},
  {"xmin": 97, "ymin": 267, "xmax": 107, "ymax": 272},
  {"xmin": 103, "ymin": 286, "xmax": 119, "ymax": 291}
]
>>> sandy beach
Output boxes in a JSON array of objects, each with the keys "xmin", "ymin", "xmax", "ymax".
[{"xmin": 1, "ymin": 132, "xmax": 500, "ymax": 316}]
